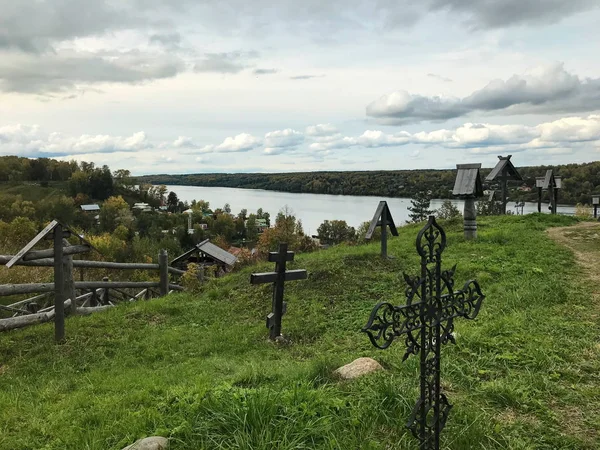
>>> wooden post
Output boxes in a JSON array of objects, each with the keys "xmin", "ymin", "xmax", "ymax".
[
  {"xmin": 595, "ymin": 205, "xmax": 598, "ymax": 219},
  {"xmin": 553, "ymin": 187, "xmax": 559, "ymax": 215},
  {"xmin": 53, "ymin": 224, "xmax": 65, "ymax": 342},
  {"xmin": 101, "ymin": 277, "xmax": 109, "ymax": 304},
  {"xmin": 62, "ymin": 239, "xmax": 76, "ymax": 314},
  {"xmin": 272, "ymin": 243, "xmax": 287, "ymax": 340},
  {"xmin": 90, "ymin": 289, "xmax": 98, "ymax": 307},
  {"xmin": 380, "ymin": 207, "xmax": 388, "ymax": 258},
  {"xmin": 537, "ymin": 187, "xmax": 542, "ymax": 213},
  {"xmin": 463, "ymin": 197, "xmax": 477, "ymax": 240},
  {"xmin": 159, "ymin": 249, "xmax": 168, "ymax": 297}
]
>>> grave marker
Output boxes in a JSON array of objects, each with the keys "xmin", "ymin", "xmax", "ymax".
[
  {"xmin": 363, "ymin": 216, "xmax": 485, "ymax": 450},
  {"xmin": 366, "ymin": 201, "xmax": 398, "ymax": 258},
  {"xmin": 250, "ymin": 243, "xmax": 307, "ymax": 340},
  {"xmin": 485, "ymin": 155, "xmax": 522, "ymax": 214},
  {"xmin": 452, "ymin": 163, "xmax": 483, "ymax": 240}
]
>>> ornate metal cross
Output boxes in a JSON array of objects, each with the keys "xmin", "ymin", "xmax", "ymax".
[
  {"xmin": 362, "ymin": 216, "xmax": 485, "ymax": 450},
  {"xmin": 250, "ymin": 243, "xmax": 307, "ymax": 340}
]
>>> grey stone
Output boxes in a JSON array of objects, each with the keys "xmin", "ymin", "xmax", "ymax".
[
  {"xmin": 121, "ymin": 436, "xmax": 169, "ymax": 450},
  {"xmin": 334, "ymin": 357, "xmax": 383, "ymax": 380}
]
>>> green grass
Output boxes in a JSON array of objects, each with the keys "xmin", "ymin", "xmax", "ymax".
[{"xmin": 1, "ymin": 214, "xmax": 599, "ymax": 449}]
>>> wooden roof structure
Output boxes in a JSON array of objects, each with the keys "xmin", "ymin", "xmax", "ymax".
[
  {"xmin": 171, "ymin": 239, "xmax": 238, "ymax": 268},
  {"xmin": 5, "ymin": 220, "xmax": 96, "ymax": 269},
  {"xmin": 485, "ymin": 155, "xmax": 523, "ymax": 182},
  {"xmin": 541, "ymin": 169, "xmax": 557, "ymax": 190},
  {"xmin": 366, "ymin": 201, "xmax": 398, "ymax": 240},
  {"xmin": 453, "ymin": 163, "xmax": 484, "ymax": 197}
]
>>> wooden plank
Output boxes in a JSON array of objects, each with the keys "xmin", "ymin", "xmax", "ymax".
[
  {"xmin": 366, "ymin": 201, "xmax": 386, "ymax": 239},
  {"xmin": 0, "ymin": 283, "xmax": 55, "ymax": 296},
  {"xmin": 168, "ymin": 284, "xmax": 184, "ymax": 291},
  {"xmin": 5, "ymin": 220, "xmax": 57, "ymax": 268},
  {"xmin": 6, "ymin": 292, "xmax": 51, "ymax": 309},
  {"xmin": 0, "ymin": 310, "xmax": 56, "ymax": 332},
  {"xmin": 74, "ymin": 281, "xmax": 160, "ymax": 289},
  {"xmin": 22, "ymin": 245, "xmax": 90, "ymax": 261},
  {"xmin": 250, "ymin": 269, "xmax": 308, "ymax": 284},
  {"xmin": 268, "ymin": 251, "xmax": 295, "ymax": 262},
  {"xmin": 159, "ymin": 250, "xmax": 168, "ymax": 296}
]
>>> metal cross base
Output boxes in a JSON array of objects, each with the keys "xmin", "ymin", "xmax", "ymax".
[
  {"xmin": 362, "ymin": 216, "xmax": 485, "ymax": 450},
  {"xmin": 250, "ymin": 243, "xmax": 307, "ymax": 340}
]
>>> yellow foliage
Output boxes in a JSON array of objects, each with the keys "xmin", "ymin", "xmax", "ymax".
[{"xmin": 575, "ymin": 203, "xmax": 593, "ymax": 219}]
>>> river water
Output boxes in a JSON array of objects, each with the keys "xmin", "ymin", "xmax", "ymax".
[{"xmin": 167, "ymin": 185, "xmax": 575, "ymax": 235}]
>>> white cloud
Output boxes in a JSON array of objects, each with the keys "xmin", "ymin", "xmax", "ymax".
[
  {"xmin": 0, "ymin": 125, "xmax": 151, "ymax": 156},
  {"xmin": 201, "ymin": 133, "xmax": 262, "ymax": 153},
  {"xmin": 305, "ymin": 124, "xmax": 339, "ymax": 137},
  {"xmin": 263, "ymin": 128, "xmax": 303, "ymax": 155},
  {"xmin": 367, "ymin": 64, "xmax": 600, "ymax": 124},
  {"xmin": 173, "ymin": 136, "xmax": 195, "ymax": 148}
]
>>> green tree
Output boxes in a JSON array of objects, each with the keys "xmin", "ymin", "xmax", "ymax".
[
  {"xmin": 317, "ymin": 220, "xmax": 356, "ymax": 245},
  {"xmin": 436, "ymin": 200, "xmax": 461, "ymax": 220},
  {"xmin": 99, "ymin": 196, "xmax": 130, "ymax": 232},
  {"xmin": 167, "ymin": 191, "xmax": 179, "ymax": 213},
  {"xmin": 408, "ymin": 191, "xmax": 433, "ymax": 223}
]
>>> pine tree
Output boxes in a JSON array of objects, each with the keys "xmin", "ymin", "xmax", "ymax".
[{"xmin": 408, "ymin": 191, "xmax": 433, "ymax": 223}]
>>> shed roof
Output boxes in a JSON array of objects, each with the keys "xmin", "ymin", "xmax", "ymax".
[
  {"xmin": 453, "ymin": 163, "xmax": 483, "ymax": 197},
  {"xmin": 171, "ymin": 239, "xmax": 238, "ymax": 267},
  {"xmin": 485, "ymin": 155, "xmax": 523, "ymax": 182},
  {"xmin": 80, "ymin": 204, "xmax": 100, "ymax": 211}
]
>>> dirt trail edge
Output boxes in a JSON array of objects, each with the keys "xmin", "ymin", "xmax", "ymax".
[{"xmin": 547, "ymin": 221, "xmax": 600, "ymax": 283}]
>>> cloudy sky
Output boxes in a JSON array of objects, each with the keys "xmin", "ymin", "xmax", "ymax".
[{"xmin": 1, "ymin": 0, "xmax": 600, "ymax": 175}]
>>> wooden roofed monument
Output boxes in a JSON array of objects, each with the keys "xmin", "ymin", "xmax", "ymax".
[
  {"xmin": 366, "ymin": 201, "xmax": 398, "ymax": 258},
  {"xmin": 453, "ymin": 163, "xmax": 484, "ymax": 240},
  {"xmin": 536, "ymin": 169, "xmax": 561, "ymax": 214},
  {"xmin": 485, "ymin": 155, "xmax": 523, "ymax": 214}
]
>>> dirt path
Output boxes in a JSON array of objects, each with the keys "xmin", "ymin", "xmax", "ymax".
[{"xmin": 547, "ymin": 220, "xmax": 600, "ymax": 283}]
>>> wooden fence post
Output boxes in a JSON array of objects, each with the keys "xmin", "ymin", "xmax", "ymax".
[
  {"xmin": 62, "ymin": 239, "xmax": 76, "ymax": 314},
  {"xmin": 159, "ymin": 250, "xmax": 168, "ymax": 297},
  {"xmin": 101, "ymin": 277, "xmax": 109, "ymax": 304},
  {"xmin": 53, "ymin": 224, "xmax": 65, "ymax": 342}
]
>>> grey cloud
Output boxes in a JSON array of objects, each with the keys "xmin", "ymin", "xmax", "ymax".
[
  {"xmin": 149, "ymin": 32, "xmax": 182, "ymax": 48},
  {"xmin": 367, "ymin": 64, "xmax": 600, "ymax": 125},
  {"xmin": 0, "ymin": 49, "xmax": 185, "ymax": 94},
  {"xmin": 253, "ymin": 68, "xmax": 278, "ymax": 75},
  {"xmin": 428, "ymin": 0, "xmax": 598, "ymax": 29},
  {"xmin": 290, "ymin": 74, "xmax": 324, "ymax": 80},
  {"xmin": 194, "ymin": 51, "xmax": 259, "ymax": 74}
]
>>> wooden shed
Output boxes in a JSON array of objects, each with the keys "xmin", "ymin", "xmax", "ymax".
[{"xmin": 170, "ymin": 239, "xmax": 238, "ymax": 275}]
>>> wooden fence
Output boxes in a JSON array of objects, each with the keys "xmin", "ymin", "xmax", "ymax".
[{"xmin": 0, "ymin": 246, "xmax": 185, "ymax": 339}]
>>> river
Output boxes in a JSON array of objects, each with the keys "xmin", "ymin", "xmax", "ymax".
[{"xmin": 166, "ymin": 185, "xmax": 575, "ymax": 235}]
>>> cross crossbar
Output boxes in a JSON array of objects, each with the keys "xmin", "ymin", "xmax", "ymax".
[
  {"xmin": 250, "ymin": 269, "xmax": 307, "ymax": 284},
  {"xmin": 268, "ymin": 251, "xmax": 295, "ymax": 263}
]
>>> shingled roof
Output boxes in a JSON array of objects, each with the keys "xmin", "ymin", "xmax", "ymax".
[
  {"xmin": 453, "ymin": 163, "xmax": 483, "ymax": 197},
  {"xmin": 485, "ymin": 155, "xmax": 523, "ymax": 182},
  {"xmin": 171, "ymin": 239, "xmax": 238, "ymax": 267}
]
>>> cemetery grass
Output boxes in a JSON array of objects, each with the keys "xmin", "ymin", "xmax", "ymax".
[{"xmin": 1, "ymin": 214, "xmax": 599, "ymax": 450}]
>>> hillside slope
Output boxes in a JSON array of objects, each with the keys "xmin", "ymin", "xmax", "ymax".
[{"xmin": 1, "ymin": 215, "xmax": 599, "ymax": 450}]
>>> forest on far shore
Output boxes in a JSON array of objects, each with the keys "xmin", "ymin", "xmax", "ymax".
[{"xmin": 139, "ymin": 160, "xmax": 600, "ymax": 205}]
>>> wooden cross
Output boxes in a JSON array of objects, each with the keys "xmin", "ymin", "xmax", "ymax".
[
  {"xmin": 250, "ymin": 243, "xmax": 307, "ymax": 340},
  {"xmin": 362, "ymin": 216, "xmax": 485, "ymax": 450},
  {"xmin": 366, "ymin": 201, "xmax": 398, "ymax": 258}
]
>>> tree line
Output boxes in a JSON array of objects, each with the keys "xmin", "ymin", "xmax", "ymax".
[{"xmin": 139, "ymin": 160, "xmax": 600, "ymax": 205}]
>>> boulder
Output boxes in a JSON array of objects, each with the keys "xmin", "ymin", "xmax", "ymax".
[
  {"xmin": 121, "ymin": 436, "xmax": 169, "ymax": 450},
  {"xmin": 334, "ymin": 357, "xmax": 383, "ymax": 380}
]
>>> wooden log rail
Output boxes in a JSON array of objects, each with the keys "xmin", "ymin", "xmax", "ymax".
[{"xmin": 0, "ymin": 255, "xmax": 185, "ymax": 275}]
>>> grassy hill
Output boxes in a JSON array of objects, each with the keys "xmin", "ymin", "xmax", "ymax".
[{"xmin": 1, "ymin": 214, "xmax": 599, "ymax": 449}]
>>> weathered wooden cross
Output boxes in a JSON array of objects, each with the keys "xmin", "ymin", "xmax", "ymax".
[
  {"xmin": 250, "ymin": 243, "xmax": 307, "ymax": 340},
  {"xmin": 366, "ymin": 201, "xmax": 398, "ymax": 258},
  {"xmin": 362, "ymin": 216, "xmax": 485, "ymax": 450}
]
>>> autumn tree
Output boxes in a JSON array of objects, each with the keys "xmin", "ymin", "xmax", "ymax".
[{"xmin": 99, "ymin": 196, "xmax": 130, "ymax": 232}]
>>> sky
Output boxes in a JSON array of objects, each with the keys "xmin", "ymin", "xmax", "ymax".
[{"xmin": 1, "ymin": 0, "xmax": 600, "ymax": 175}]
